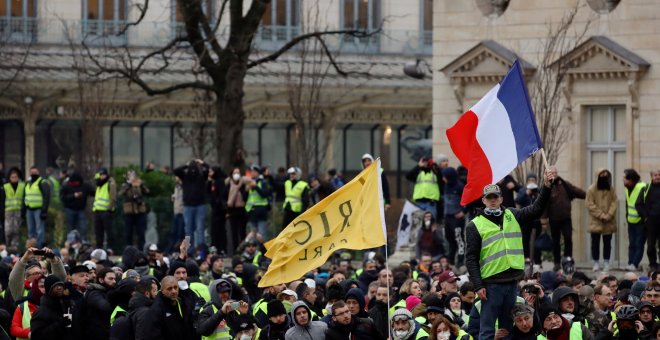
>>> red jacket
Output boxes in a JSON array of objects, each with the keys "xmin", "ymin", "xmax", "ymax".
[{"xmin": 11, "ymin": 301, "xmax": 37, "ymax": 339}]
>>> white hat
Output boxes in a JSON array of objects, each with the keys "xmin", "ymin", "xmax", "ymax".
[
  {"xmin": 287, "ymin": 167, "xmax": 296, "ymax": 174},
  {"xmin": 281, "ymin": 289, "xmax": 298, "ymax": 299},
  {"xmin": 83, "ymin": 260, "xmax": 97, "ymax": 271},
  {"xmin": 90, "ymin": 249, "xmax": 107, "ymax": 261},
  {"xmin": 361, "ymin": 153, "xmax": 374, "ymax": 161},
  {"xmin": 304, "ymin": 278, "xmax": 316, "ymax": 289}
]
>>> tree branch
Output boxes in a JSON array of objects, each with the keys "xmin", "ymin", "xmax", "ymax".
[
  {"xmin": 247, "ymin": 29, "xmax": 380, "ymax": 69},
  {"xmin": 117, "ymin": 0, "xmax": 150, "ymax": 36}
]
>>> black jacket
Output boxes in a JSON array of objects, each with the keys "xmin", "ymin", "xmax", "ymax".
[
  {"xmin": 146, "ymin": 292, "xmax": 197, "ymax": 340},
  {"xmin": 30, "ymin": 295, "xmax": 74, "ymax": 340},
  {"xmin": 173, "ymin": 163, "xmax": 209, "ymax": 206},
  {"xmin": 636, "ymin": 182, "xmax": 660, "ymax": 220},
  {"xmin": 60, "ymin": 173, "xmax": 95, "ymax": 211},
  {"xmin": 258, "ymin": 317, "xmax": 292, "ymax": 340},
  {"xmin": 207, "ymin": 168, "xmax": 227, "ymax": 213},
  {"xmin": 125, "ymin": 293, "xmax": 154, "ymax": 340},
  {"xmin": 465, "ymin": 184, "xmax": 551, "ymax": 291},
  {"xmin": 325, "ymin": 317, "xmax": 385, "ymax": 340},
  {"xmin": 367, "ymin": 301, "xmax": 389, "ymax": 339},
  {"xmin": 81, "ymin": 283, "xmax": 114, "ymax": 339}
]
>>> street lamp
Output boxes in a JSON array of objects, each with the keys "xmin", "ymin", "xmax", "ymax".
[{"xmin": 403, "ymin": 59, "xmax": 432, "ymax": 79}]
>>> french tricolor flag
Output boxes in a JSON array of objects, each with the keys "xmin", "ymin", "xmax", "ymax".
[{"xmin": 446, "ymin": 60, "xmax": 542, "ymax": 206}]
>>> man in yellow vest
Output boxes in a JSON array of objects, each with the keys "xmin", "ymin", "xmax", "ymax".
[
  {"xmin": 406, "ymin": 157, "xmax": 441, "ymax": 219},
  {"xmin": 24, "ymin": 167, "xmax": 51, "ymax": 247},
  {"xmin": 197, "ymin": 279, "xmax": 249, "ymax": 340},
  {"xmin": 92, "ymin": 168, "xmax": 116, "ymax": 248},
  {"xmin": 281, "ymin": 167, "xmax": 309, "ymax": 229},
  {"xmin": 245, "ymin": 165, "xmax": 272, "ymax": 240},
  {"xmin": 623, "ymin": 168, "xmax": 646, "ymax": 271},
  {"xmin": 1, "ymin": 167, "xmax": 25, "ymax": 250},
  {"xmin": 465, "ymin": 170, "xmax": 554, "ymax": 340}
]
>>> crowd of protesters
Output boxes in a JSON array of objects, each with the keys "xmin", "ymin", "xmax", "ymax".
[{"xmin": 1, "ymin": 157, "xmax": 660, "ymax": 339}]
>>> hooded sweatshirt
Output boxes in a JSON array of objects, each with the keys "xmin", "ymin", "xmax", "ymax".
[
  {"xmin": 196, "ymin": 279, "xmax": 242, "ymax": 339},
  {"xmin": 285, "ymin": 301, "xmax": 328, "ymax": 340},
  {"xmin": 345, "ymin": 288, "xmax": 370, "ymax": 318}
]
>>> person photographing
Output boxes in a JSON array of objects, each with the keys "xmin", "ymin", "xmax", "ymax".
[{"xmin": 465, "ymin": 170, "xmax": 555, "ymax": 340}]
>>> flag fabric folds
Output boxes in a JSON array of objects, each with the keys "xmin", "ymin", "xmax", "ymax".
[
  {"xmin": 395, "ymin": 200, "xmax": 422, "ymax": 252},
  {"xmin": 258, "ymin": 160, "xmax": 387, "ymax": 287},
  {"xmin": 446, "ymin": 60, "xmax": 542, "ymax": 206}
]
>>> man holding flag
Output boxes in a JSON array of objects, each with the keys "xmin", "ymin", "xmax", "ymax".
[{"xmin": 446, "ymin": 60, "xmax": 554, "ymax": 340}]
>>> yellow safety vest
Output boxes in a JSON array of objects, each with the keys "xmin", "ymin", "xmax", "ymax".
[
  {"xmin": 458, "ymin": 329, "xmax": 472, "ymax": 340},
  {"xmin": 537, "ymin": 321, "xmax": 582, "ymax": 340},
  {"xmin": 93, "ymin": 182, "xmax": 112, "ymax": 212},
  {"xmin": 24, "ymin": 178, "xmax": 44, "ymax": 209},
  {"xmin": 245, "ymin": 180, "xmax": 269, "ymax": 213},
  {"xmin": 412, "ymin": 171, "xmax": 440, "ymax": 201},
  {"xmin": 201, "ymin": 304, "xmax": 231, "ymax": 340},
  {"xmin": 110, "ymin": 305, "xmax": 126, "ymax": 325},
  {"xmin": 190, "ymin": 282, "xmax": 211, "ymax": 303},
  {"xmin": 389, "ymin": 299, "xmax": 406, "ymax": 316},
  {"xmin": 283, "ymin": 180, "xmax": 309, "ymax": 213},
  {"xmin": 252, "ymin": 298, "xmax": 267, "ymax": 317},
  {"xmin": 252, "ymin": 252, "xmax": 263, "ymax": 266},
  {"xmin": 626, "ymin": 182, "xmax": 646, "ymax": 224},
  {"xmin": 473, "ymin": 210, "xmax": 524, "ymax": 279},
  {"xmin": 3, "ymin": 182, "xmax": 25, "ymax": 211},
  {"xmin": 17, "ymin": 301, "xmax": 31, "ymax": 340},
  {"xmin": 415, "ymin": 327, "xmax": 429, "ymax": 339}
]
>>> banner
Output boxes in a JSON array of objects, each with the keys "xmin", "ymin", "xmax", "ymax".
[
  {"xmin": 259, "ymin": 160, "xmax": 387, "ymax": 287},
  {"xmin": 395, "ymin": 200, "xmax": 423, "ymax": 252}
]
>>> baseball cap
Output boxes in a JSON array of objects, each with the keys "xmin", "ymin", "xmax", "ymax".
[
  {"xmin": 97, "ymin": 168, "xmax": 109, "ymax": 175},
  {"xmin": 437, "ymin": 271, "xmax": 460, "ymax": 283},
  {"xmin": 217, "ymin": 280, "xmax": 232, "ymax": 293},
  {"xmin": 287, "ymin": 167, "xmax": 296, "ymax": 174},
  {"xmin": 483, "ymin": 184, "xmax": 502, "ymax": 197},
  {"xmin": 280, "ymin": 289, "xmax": 298, "ymax": 299}
]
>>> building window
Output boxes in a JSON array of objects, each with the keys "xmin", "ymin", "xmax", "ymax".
[
  {"xmin": 260, "ymin": 0, "xmax": 300, "ymax": 42},
  {"xmin": 421, "ymin": 0, "xmax": 432, "ymax": 46},
  {"xmin": 340, "ymin": 0, "xmax": 380, "ymax": 52},
  {"xmin": 82, "ymin": 0, "xmax": 128, "ymax": 40},
  {"xmin": 172, "ymin": 0, "xmax": 215, "ymax": 39},
  {"xmin": 0, "ymin": 0, "xmax": 37, "ymax": 43},
  {"xmin": 586, "ymin": 105, "xmax": 626, "ymax": 243}
]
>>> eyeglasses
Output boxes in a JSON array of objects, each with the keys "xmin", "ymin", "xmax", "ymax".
[
  {"xmin": 645, "ymin": 286, "xmax": 660, "ymax": 292},
  {"xmin": 333, "ymin": 310, "xmax": 350, "ymax": 317}
]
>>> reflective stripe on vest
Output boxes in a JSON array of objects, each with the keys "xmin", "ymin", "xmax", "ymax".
[
  {"xmin": 253, "ymin": 252, "xmax": 263, "ymax": 266},
  {"xmin": 252, "ymin": 298, "xmax": 267, "ymax": 317},
  {"xmin": 3, "ymin": 182, "xmax": 25, "ymax": 211},
  {"xmin": 24, "ymin": 178, "xmax": 43, "ymax": 209},
  {"xmin": 93, "ymin": 182, "xmax": 111, "ymax": 211},
  {"xmin": 201, "ymin": 304, "xmax": 231, "ymax": 340},
  {"xmin": 190, "ymin": 282, "xmax": 211, "ymax": 303},
  {"xmin": 245, "ymin": 180, "xmax": 269, "ymax": 212},
  {"xmin": 415, "ymin": 327, "xmax": 429, "ymax": 339},
  {"xmin": 110, "ymin": 305, "xmax": 126, "ymax": 325},
  {"xmin": 626, "ymin": 182, "xmax": 646, "ymax": 223},
  {"xmin": 474, "ymin": 210, "xmax": 524, "ymax": 279},
  {"xmin": 17, "ymin": 301, "xmax": 31, "ymax": 340},
  {"xmin": 412, "ymin": 171, "xmax": 440, "ymax": 201},
  {"xmin": 284, "ymin": 180, "xmax": 308, "ymax": 213},
  {"xmin": 457, "ymin": 329, "xmax": 471, "ymax": 340}
]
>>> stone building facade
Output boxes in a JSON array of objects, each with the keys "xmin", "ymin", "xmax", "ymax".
[{"xmin": 433, "ymin": 0, "xmax": 658, "ymax": 264}]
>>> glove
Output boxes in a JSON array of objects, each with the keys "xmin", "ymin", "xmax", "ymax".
[{"xmin": 40, "ymin": 211, "xmax": 48, "ymax": 220}]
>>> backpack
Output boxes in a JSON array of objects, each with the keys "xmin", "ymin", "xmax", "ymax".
[{"xmin": 109, "ymin": 312, "xmax": 134, "ymax": 340}]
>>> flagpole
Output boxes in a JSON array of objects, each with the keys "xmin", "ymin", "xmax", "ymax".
[
  {"xmin": 385, "ymin": 241, "xmax": 392, "ymax": 340},
  {"xmin": 540, "ymin": 148, "xmax": 549, "ymax": 170}
]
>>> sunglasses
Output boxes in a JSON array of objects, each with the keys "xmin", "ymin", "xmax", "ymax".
[{"xmin": 645, "ymin": 286, "xmax": 660, "ymax": 292}]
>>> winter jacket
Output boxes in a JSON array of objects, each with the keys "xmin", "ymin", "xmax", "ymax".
[
  {"xmin": 81, "ymin": 282, "xmax": 114, "ymax": 339},
  {"xmin": 10, "ymin": 301, "xmax": 36, "ymax": 339},
  {"xmin": 465, "ymin": 184, "xmax": 551, "ymax": 291},
  {"xmin": 325, "ymin": 317, "xmax": 385, "ymax": 340},
  {"xmin": 174, "ymin": 163, "xmax": 210, "ymax": 206},
  {"xmin": 367, "ymin": 301, "xmax": 389, "ymax": 338},
  {"xmin": 258, "ymin": 316, "xmax": 292, "ymax": 340},
  {"xmin": 344, "ymin": 288, "xmax": 369, "ymax": 318},
  {"xmin": 442, "ymin": 167, "xmax": 465, "ymax": 216},
  {"xmin": 196, "ymin": 279, "xmax": 247, "ymax": 337},
  {"xmin": 285, "ymin": 301, "xmax": 328, "ymax": 340},
  {"xmin": 543, "ymin": 176, "xmax": 586, "ymax": 221},
  {"xmin": 146, "ymin": 292, "xmax": 197, "ymax": 340},
  {"xmin": 125, "ymin": 293, "xmax": 153, "ymax": 340},
  {"xmin": 586, "ymin": 169, "xmax": 618, "ymax": 234},
  {"xmin": 8, "ymin": 259, "xmax": 66, "ymax": 303},
  {"xmin": 60, "ymin": 173, "xmax": 95, "ymax": 211},
  {"xmin": 120, "ymin": 182, "xmax": 149, "ymax": 214},
  {"xmin": 24, "ymin": 176, "xmax": 50, "ymax": 213},
  {"xmin": 636, "ymin": 182, "xmax": 660, "ymax": 220},
  {"xmin": 30, "ymin": 295, "xmax": 74, "ymax": 340},
  {"xmin": 207, "ymin": 167, "xmax": 227, "ymax": 213}
]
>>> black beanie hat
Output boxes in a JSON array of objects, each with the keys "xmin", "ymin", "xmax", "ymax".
[
  {"xmin": 326, "ymin": 284, "xmax": 344, "ymax": 302},
  {"xmin": 186, "ymin": 261, "xmax": 200, "ymax": 278},
  {"xmin": 44, "ymin": 275, "xmax": 64, "ymax": 295},
  {"xmin": 539, "ymin": 304, "xmax": 561, "ymax": 324},
  {"xmin": 267, "ymin": 300, "xmax": 287, "ymax": 318},
  {"xmin": 168, "ymin": 260, "xmax": 187, "ymax": 276}
]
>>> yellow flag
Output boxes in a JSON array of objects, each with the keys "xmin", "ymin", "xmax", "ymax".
[{"xmin": 258, "ymin": 159, "xmax": 387, "ymax": 287}]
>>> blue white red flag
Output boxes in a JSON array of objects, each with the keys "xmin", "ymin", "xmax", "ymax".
[{"xmin": 446, "ymin": 60, "xmax": 542, "ymax": 205}]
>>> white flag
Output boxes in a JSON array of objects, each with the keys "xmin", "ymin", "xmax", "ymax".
[{"xmin": 396, "ymin": 200, "xmax": 423, "ymax": 251}]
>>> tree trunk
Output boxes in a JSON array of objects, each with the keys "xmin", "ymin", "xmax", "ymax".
[{"xmin": 216, "ymin": 61, "xmax": 247, "ymax": 171}]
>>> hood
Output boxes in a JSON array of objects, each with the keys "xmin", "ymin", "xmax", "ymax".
[
  {"xmin": 442, "ymin": 167, "xmax": 458, "ymax": 185},
  {"xmin": 593, "ymin": 168, "xmax": 612, "ymax": 189},
  {"xmin": 128, "ymin": 292, "xmax": 153, "ymax": 310},
  {"xmin": 290, "ymin": 300, "xmax": 312, "ymax": 327},
  {"xmin": 121, "ymin": 246, "xmax": 141, "ymax": 269},
  {"xmin": 87, "ymin": 282, "xmax": 107, "ymax": 292},
  {"xmin": 211, "ymin": 166, "xmax": 226, "ymax": 180},
  {"xmin": 68, "ymin": 172, "xmax": 83, "ymax": 184},
  {"xmin": 344, "ymin": 288, "xmax": 366, "ymax": 313},
  {"xmin": 551, "ymin": 287, "xmax": 578, "ymax": 312},
  {"xmin": 208, "ymin": 278, "xmax": 244, "ymax": 308}
]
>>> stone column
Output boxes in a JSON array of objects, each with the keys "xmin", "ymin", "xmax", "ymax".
[{"xmin": 23, "ymin": 107, "xmax": 37, "ymax": 173}]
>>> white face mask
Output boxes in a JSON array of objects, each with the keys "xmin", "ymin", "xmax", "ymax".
[
  {"xmin": 232, "ymin": 173, "xmax": 241, "ymax": 181},
  {"xmin": 177, "ymin": 280, "xmax": 189, "ymax": 290},
  {"xmin": 424, "ymin": 220, "xmax": 432, "ymax": 228},
  {"xmin": 438, "ymin": 331, "xmax": 451, "ymax": 340},
  {"xmin": 239, "ymin": 335, "xmax": 252, "ymax": 340},
  {"xmin": 393, "ymin": 330, "xmax": 408, "ymax": 338}
]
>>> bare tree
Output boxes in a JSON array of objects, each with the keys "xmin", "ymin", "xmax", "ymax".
[
  {"xmin": 82, "ymin": 0, "xmax": 379, "ymax": 170},
  {"xmin": 174, "ymin": 88, "xmax": 217, "ymax": 162},
  {"xmin": 515, "ymin": 5, "xmax": 592, "ymax": 181}
]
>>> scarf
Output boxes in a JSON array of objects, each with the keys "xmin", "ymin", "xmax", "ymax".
[{"xmin": 545, "ymin": 318, "xmax": 571, "ymax": 340}]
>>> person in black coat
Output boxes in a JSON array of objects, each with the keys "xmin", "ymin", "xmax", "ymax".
[
  {"xmin": 60, "ymin": 172, "xmax": 95, "ymax": 243},
  {"xmin": 81, "ymin": 267, "xmax": 117, "ymax": 339},
  {"xmin": 207, "ymin": 166, "xmax": 228, "ymax": 254},
  {"xmin": 30, "ymin": 275, "xmax": 74, "ymax": 340},
  {"xmin": 173, "ymin": 159, "xmax": 210, "ymax": 247},
  {"xmin": 258, "ymin": 300, "xmax": 292, "ymax": 340},
  {"xmin": 326, "ymin": 300, "xmax": 385, "ymax": 340},
  {"xmin": 110, "ymin": 278, "xmax": 157, "ymax": 340},
  {"xmin": 146, "ymin": 276, "xmax": 197, "ymax": 340}
]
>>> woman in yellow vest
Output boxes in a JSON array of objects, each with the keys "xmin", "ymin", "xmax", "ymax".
[
  {"xmin": 10, "ymin": 276, "xmax": 43, "ymax": 340},
  {"xmin": 1, "ymin": 168, "xmax": 25, "ymax": 249},
  {"xmin": 623, "ymin": 169, "xmax": 646, "ymax": 271},
  {"xmin": 24, "ymin": 167, "xmax": 51, "ymax": 248}
]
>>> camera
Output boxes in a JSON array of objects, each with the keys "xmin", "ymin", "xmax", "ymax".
[{"xmin": 523, "ymin": 285, "xmax": 540, "ymax": 295}]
